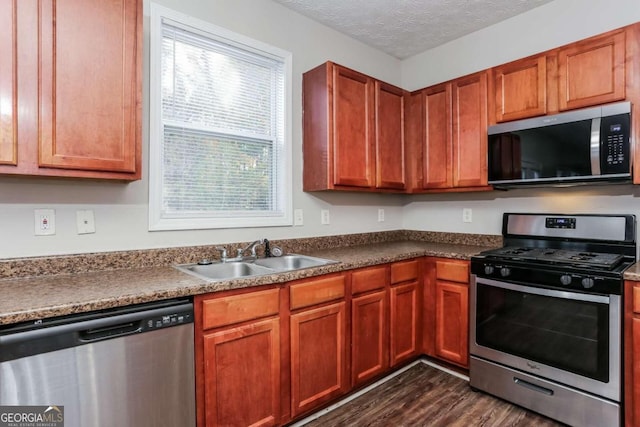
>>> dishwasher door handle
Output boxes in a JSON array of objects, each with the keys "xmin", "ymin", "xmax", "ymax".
[
  {"xmin": 79, "ymin": 321, "xmax": 142, "ymax": 342},
  {"xmin": 0, "ymin": 299, "xmax": 193, "ymax": 362}
]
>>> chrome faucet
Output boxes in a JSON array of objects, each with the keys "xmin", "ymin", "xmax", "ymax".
[
  {"xmin": 215, "ymin": 246, "xmax": 229, "ymax": 262},
  {"xmin": 240, "ymin": 239, "xmax": 264, "ymax": 260},
  {"xmin": 215, "ymin": 239, "xmax": 280, "ymax": 262}
]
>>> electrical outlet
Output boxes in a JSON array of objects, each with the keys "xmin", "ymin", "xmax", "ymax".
[
  {"xmin": 378, "ymin": 208, "xmax": 385, "ymax": 222},
  {"xmin": 463, "ymin": 208, "xmax": 473, "ymax": 223},
  {"xmin": 76, "ymin": 210, "xmax": 96, "ymax": 234},
  {"xmin": 34, "ymin": 209, "xmax": 56, "ymax": 236},
  {"xmin": 321, "ymin": 209, "xmax": 330, "ymax": 225},
  {"xmin": 294, "ymin": 209, "xmax": 304, "ymax": 226}
]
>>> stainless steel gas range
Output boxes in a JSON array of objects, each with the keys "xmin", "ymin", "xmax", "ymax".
[{"xmin": 470, "ymin": 213, "xmax": 636, "ymax": 427}]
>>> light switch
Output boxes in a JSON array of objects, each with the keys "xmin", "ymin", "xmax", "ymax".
[
  {"xmin": 463, "ymin": 208, "xmax": 473, "ymax": 223},
  {"xmin": 321, "ymin": 210, "xmax": 330, "ymax": 225}
]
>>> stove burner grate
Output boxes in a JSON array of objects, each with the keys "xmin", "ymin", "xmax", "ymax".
[{"xmin": 481, "ymin": 246, "xmax": 624, "ymax": 270}]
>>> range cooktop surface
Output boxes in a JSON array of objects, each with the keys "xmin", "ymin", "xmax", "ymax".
[{"xmin": 480, "ymin": 246, "xmax": 624, "ymax": 270}]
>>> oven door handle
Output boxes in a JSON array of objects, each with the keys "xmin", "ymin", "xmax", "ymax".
[{"xmin": 474, "ymin": 277, "xmax": 610, "ymax": 304}]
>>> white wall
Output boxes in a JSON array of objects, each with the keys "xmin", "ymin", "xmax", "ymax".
[
  {"xmin": 4, "ymin": 0, "xmax": 640, "ymax": 259},
  {"xmin": 401, "ymin": 0, "xmax": 640, "ymax": 236},
  {"xmin": 0, "ymin": 0, "xmax": 404, "ymax": 259}
]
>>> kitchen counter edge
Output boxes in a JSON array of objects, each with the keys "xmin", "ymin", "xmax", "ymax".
[{"xmin": 0, "ymin": 241, "xmax": 494, "ymax": 326}]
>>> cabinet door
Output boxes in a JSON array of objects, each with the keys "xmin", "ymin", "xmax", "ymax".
[
  {"xmin": 0, "ymin": 0, "xmax": 17, "ymax": 165},
  {"xmin": 291, "ymin": 301, "xmax": 347, "ymax": 417},
  {"xmin": 332, "ymin": 65, "xmax": 374, "ymax": 188},
  {"xmin": 452, "ymin": 72, "xmax": 488, "ymax": 188},
  {"xmin": 493, "ymin": 56, "xmax": 547, "ymax": 122},
  {"xmin": 558, "ymin": 30, "xmax": 626, "ymax": 111},
  {"xmin": 422, "ymin": 83, "xmax": 452, "ymax": 189},
  {"xmin": 352, "ymin": 290, "xmax": 388, "ymax": 386},
  {"xmin": 390, "ymin": 282, "xmax": 419, "ymax": 366},
  {"xmin": 375, "ymin": 81, "xmax": 405, "ymax": 189},
  {"xmin": 632, "ymin": 317, "xmax": 640, "ymax": 427},
  {"xmin": 435, "ymin": 281, "xmax": 469, "ymax": 367},
  {"xmin": 203, "ymin": 318, "xmax": 280, "ymax": 427},
  {"xmin": 38, "ymin": 0, "xmax": 140, "ymax": 173}
]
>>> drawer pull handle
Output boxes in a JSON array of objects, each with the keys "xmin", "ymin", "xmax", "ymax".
[{"xmin": 513, "ymin": 377, "xmax": 554, "ymax": 396}]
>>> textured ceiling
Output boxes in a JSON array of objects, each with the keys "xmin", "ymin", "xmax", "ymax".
[{"xmin": 273, "ymin": 0, "xmax": 555, "ymax": 59}]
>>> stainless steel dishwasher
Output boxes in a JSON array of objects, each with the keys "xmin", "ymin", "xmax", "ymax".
[{"xmin": 0, "ymin": 298, "xmax": 195, "ymax": 427}]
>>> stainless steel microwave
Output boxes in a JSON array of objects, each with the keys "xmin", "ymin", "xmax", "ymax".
[{"xmin": 488, "ymin": 102, "xmax": 631, "ymax": 187}]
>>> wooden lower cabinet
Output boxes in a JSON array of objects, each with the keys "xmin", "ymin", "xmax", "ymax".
[
  {"xmin": 434, "ymin": 281, "xmax": 469, "ymax": 367},
  {"xmin": 423, "ymin": 258, "xmax": 470, "ymax": 368},
  {"xmin": 390, "ymin": 282, "xmax": 419, "ymax": 366},
  {"xmin": 625, "ymin": 280, "xmax": 640, "ymax": 427},
  {"xmin": 290, "ymin": 301, "xmax": 348, "ymax": 417},
  {"xmin": 352, "ymin": 289, "xmax": 388, "ymax": 385},
  {"xmin": 194, "ymin": 257, "xmax": 475, "ymax": 426},
  {"xmin": 196, "ymin": 288, "xmax": 282, "ymax": 427},
  {"xmin": 203, "ymin": 318, "xmax": 280, "ymax": 427}
]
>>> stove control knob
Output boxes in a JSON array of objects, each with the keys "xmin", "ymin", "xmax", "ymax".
[
  {"xmin": 560, "ymin": 275, "xmax": 572, "ymax": 286},
  {"xmin": 500, "ymin": 267, "xmax": 511, "ymax": 277},
  {"xmin": 582, "ymin": 277, "xmax": 595, "ymax": 289},
  {"xmin": 484, "ymin": 265, "xmax": 495, "ymax": 275}
]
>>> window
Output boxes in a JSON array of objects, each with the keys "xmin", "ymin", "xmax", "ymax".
[{"xmin": 149, "ymin": 4, "xmax": 292, "ymax": 230}]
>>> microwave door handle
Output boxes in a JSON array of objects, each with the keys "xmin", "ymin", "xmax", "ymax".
[{"xmin": 590, "ymin": 117, "xmax": 601, "ymax": 175}]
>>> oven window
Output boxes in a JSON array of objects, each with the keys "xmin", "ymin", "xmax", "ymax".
[{"xmin": 475, "ymin": 282, "xmax": 609, "ymax": 382}]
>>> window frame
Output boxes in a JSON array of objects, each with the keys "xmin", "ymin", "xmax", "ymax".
[{"xmin": 148, "ymin": 3, "xmax": 293, "ymax": 231}]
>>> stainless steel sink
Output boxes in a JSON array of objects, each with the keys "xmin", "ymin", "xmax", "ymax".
[
  {"xmin": 174, "ymin": 254, "xmax": 337, "ymax": 282},
  {"xmin": 175, "ymin": 262, "xmax": 275, "ymax": 281},
  {"xmin": 253, "ymin": 254, "xmax": 336, "ymax": 271}
]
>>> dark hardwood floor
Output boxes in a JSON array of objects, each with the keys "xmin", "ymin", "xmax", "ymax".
[{"xmin": 301, "ymin": 362, "xmax": 564, "ymax": 427}]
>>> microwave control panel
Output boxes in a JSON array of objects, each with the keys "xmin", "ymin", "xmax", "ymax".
[{"xmin": 600, "ymin": 113, "xmax": 630, "ymax": 174}]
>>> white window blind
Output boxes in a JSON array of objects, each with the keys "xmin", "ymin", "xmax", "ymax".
[{"xmin": 149, "ymin": 5, "xmax": 292, "ymax": 230}]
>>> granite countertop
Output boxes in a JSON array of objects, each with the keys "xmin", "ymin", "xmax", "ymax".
[
  {"xmin": 0, "ymin": 240, "xmax": 496, "ymax": 326},
  {"xmin": 624, "ymin": 262, "xmax": 640, "ymax": 281}
]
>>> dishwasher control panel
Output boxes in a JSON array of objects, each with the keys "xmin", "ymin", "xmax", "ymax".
[{"xmin": 144, "ymin": 309, "xmax": 193, "ymax": 331}]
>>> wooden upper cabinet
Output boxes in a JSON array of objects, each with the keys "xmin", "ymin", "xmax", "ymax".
[
  {"xmin": 452, "ymin": 71, "xmax": 489, "ymax": 188},
  {"xmin": 38, "ymin": 0, "xmax": 140, "ymax": 174},
  {"xmin": 493, "ymin": 55, "xmax": 547, "ymax": 122},
  {"xmin": 332, "ymin": 65, "xmax": 375, "ymax": 188},
  {"xmin": 303, "ymin": 61, "xmax": 407, "ymax": 192},
  {"xmin": 422, "ymin": 83, "xmax": 452, "ymax": 189},
  {"xmin": 412, "ymin": 72, "xmax": 489, "ymax": 192},
  {"xmin": 0, "ymin": 0, "xmax": 17, "ymax": 165},
  {"xmin": 375, "ymin": 81, "xmax": 406, "ymax": 190},
  {"xmin": 0, "ymin": 0, "xmax": 141, "ymax": 180},
  {"xmin": 558, "ymin": 30, "xmax": 626, "ymax": 111}
]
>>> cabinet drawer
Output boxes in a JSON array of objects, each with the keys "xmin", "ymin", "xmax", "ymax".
[
  {"xmin": 202, "ymin": 288, "xmax": 280, "ymax": 330},
  {"xmin": 634, "ymin": 285, "xmax": 640, "ymax": 314},
  {"xmin": 436, "ymin": 260, "xmax": 469, "ymax": 284},
  {"xmin": 352, "ymin": 266, "xmax": 387, "ymax": 295},
  {"xmin": 290, "ymin": 275, "xmax": 345, "ymax": 310},
  {"xmin": 390, "ymin": 260, "xmax": 419, "ymax": 284}
]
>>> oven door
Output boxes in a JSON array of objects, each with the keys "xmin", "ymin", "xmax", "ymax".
[{"xmin": 470, "ymin": 275, "xmax": 621, "ymax": 401}]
